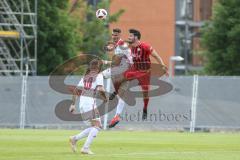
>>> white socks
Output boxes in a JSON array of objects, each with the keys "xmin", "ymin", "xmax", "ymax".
[
  {"xmin": 73, "ymin": 127, "xmax": 100, "ymax": 149},
  {"xmin": 115, "ymin": 96, "xmax": 125, "ymax": 116},
  {"xmin": 83, "ymin": 127, "xmax": 99, "ymax": 149},
  {"xmin": 74, "ymin": 127, "xmax": 92, "ymax": 141}
]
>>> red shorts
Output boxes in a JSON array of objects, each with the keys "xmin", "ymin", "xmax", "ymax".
[{"xmin": 124, "ymin": 69, "xmax": 150, "ymax": 91}]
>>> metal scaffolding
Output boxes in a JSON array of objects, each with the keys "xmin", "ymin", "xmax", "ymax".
[
  {"xmin": 175, "ymin": 0, "xmax": 204, "ymax": 74},
  {"xmin": 0, "ymin": 0, "xmax": 37, "ymax": 76}
]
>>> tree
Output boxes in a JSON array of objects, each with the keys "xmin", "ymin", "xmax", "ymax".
[
  {"xmin": 201, "ymin": 0, "xmax": 240, "ymax": 75},
  {"xmin": 71, "ymin": 0, "xmax": 124, "ymax": 58},
  {"xmin": 37, "ymin": 0, "xmax": 80, "ymax": 75},
  {"xmin": 36, "ymin": 0, "xmax": 123, "ymax": 75}
]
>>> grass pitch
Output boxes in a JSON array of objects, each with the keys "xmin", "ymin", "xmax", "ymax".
[{"xmin": 0, "ymin": 129, "xmax": 240, "ymax": 160}]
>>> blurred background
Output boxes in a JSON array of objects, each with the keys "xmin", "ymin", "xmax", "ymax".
[
  {"xmin": 0, "ymin": 0, "xmax": 239, "ymax": 76},
  {"xmin": 0, "ymin": 0, "xmax": 240, "ymax": 131}
]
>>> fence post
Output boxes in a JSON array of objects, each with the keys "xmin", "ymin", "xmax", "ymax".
[
  {"xmin": 190, "ymin": 74, "xmax": 199, "ymax": 133},
  {"xmin": 103, "ymin": 78, "xmax": 111, "ymax": 130},
  {"xmin": 20, "ymin": 62, "xmax": 29, "ymax": 129}
]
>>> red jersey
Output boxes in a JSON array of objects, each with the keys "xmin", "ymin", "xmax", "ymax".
[{"xmin": 131, "ymin": 42, "xmax": 153, "ymax": 70}]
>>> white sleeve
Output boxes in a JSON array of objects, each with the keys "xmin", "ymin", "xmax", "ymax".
[
  {"xmin": 125, "ymin": 49, "xmax": 133, "ymax": 64},
  {"xmin": 96, "ymin": 73, "xmax": 104, "ymax": 87},
  {"xmin": 77, "ymin": 78, "xmax": 84, "ymax": 88}
]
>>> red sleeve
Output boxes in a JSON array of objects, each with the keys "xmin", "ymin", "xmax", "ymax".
[{"xmin": 142, "ymin": 42, "xmax": 153, "ymax": 55}]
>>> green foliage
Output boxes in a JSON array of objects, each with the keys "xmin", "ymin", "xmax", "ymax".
[
  {"xmin": 201, "ymin": 0, "xmax": 240, "ymax": 75},
  {"xmin": 36, "ymin": 0, "xmax": 123, "ymax": 75},
  {"xmin": 37, "ymin": 0, "xmax": 80, "ymax": 75},
  {"xmin": 78, "ymin": 1, "xmax": 124, "ymax": 58}
]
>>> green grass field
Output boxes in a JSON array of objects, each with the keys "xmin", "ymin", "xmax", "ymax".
[{"xmin": 0, "ymin": 129, "xmax": 240, "ymax": 160}]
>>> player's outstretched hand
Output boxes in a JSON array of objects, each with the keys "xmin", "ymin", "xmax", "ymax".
[
  {"xmin": 161, "ymin": 64, "xmax": 169, "ymax": 76},
  {"xmin": 103, "ymin": 41, "xmax": 115, "ymax": 52}
]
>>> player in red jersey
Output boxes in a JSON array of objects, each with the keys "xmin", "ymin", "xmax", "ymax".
[{"xmin": 109, "ymin": 29, "xmax": 167, "ymax": 124}]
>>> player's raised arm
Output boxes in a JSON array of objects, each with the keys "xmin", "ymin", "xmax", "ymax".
[
  {"xmin": 101, "ymin": 59, "xmax": 112, "ymax": 65},
  {"xmin": 151, "ymin": 49, "xmax": 165, "ymax": 66},
  {"xmin": 151, "ymin": 49, "xmax": 168, "ymax": 73}
]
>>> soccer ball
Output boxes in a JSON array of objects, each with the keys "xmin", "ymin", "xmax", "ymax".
[{"xmin": 96, "ymin": 9, "xmax": 107, "ymax": 20}]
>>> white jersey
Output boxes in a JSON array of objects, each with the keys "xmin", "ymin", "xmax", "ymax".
[
  {"xmin": 77, "ymin": 71, "xmax": 104, "ymax": 113},
  {"xmin": 114, "ymin": 39, "xmax": 133, "ymax": 66},
  {"xmin": 102, "ymin": 39, "xmax": 132, "ymax": 79}
]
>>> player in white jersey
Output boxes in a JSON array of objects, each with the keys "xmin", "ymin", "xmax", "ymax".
[
  {"xmin": 102, "ymin": 28, "xmax": 133, "ymax": 128},
  {"xmin": 69, "ymin": 59, "xmax": 107, "ymax": 155},
  {"xmin": 102, "ymin": 28, "xmax": 132, "ymax": 79}
]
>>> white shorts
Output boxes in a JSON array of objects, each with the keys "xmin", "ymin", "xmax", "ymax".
[
  {"xmin": 78, "ymin": 103, "xmax": 96, "ymax": 120},
  {"xmin": 78, "ymin": 104, "xmax": 102, "ymax": 127}
]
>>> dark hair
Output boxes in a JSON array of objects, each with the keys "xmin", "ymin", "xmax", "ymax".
[
  {"xmin": 129, "ymin": 29, "xmax": 141, "ymax": 40},
  {"xmin": 112, "ymin": 28, "xmax": 121, "ymax": 33},
  {"xmin": 85, "ymin": 59, "xmax": 102, "ymax": 76}
]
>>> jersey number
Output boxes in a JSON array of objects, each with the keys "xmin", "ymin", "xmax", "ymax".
[{"xmin": 83, "ymin": 77, "xmax": 93, "ymax": 90}]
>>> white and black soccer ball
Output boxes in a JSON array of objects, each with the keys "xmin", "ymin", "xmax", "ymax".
[{"xmin": 96, "ymin": 9, "xmax": 107, "ymax": 20}]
